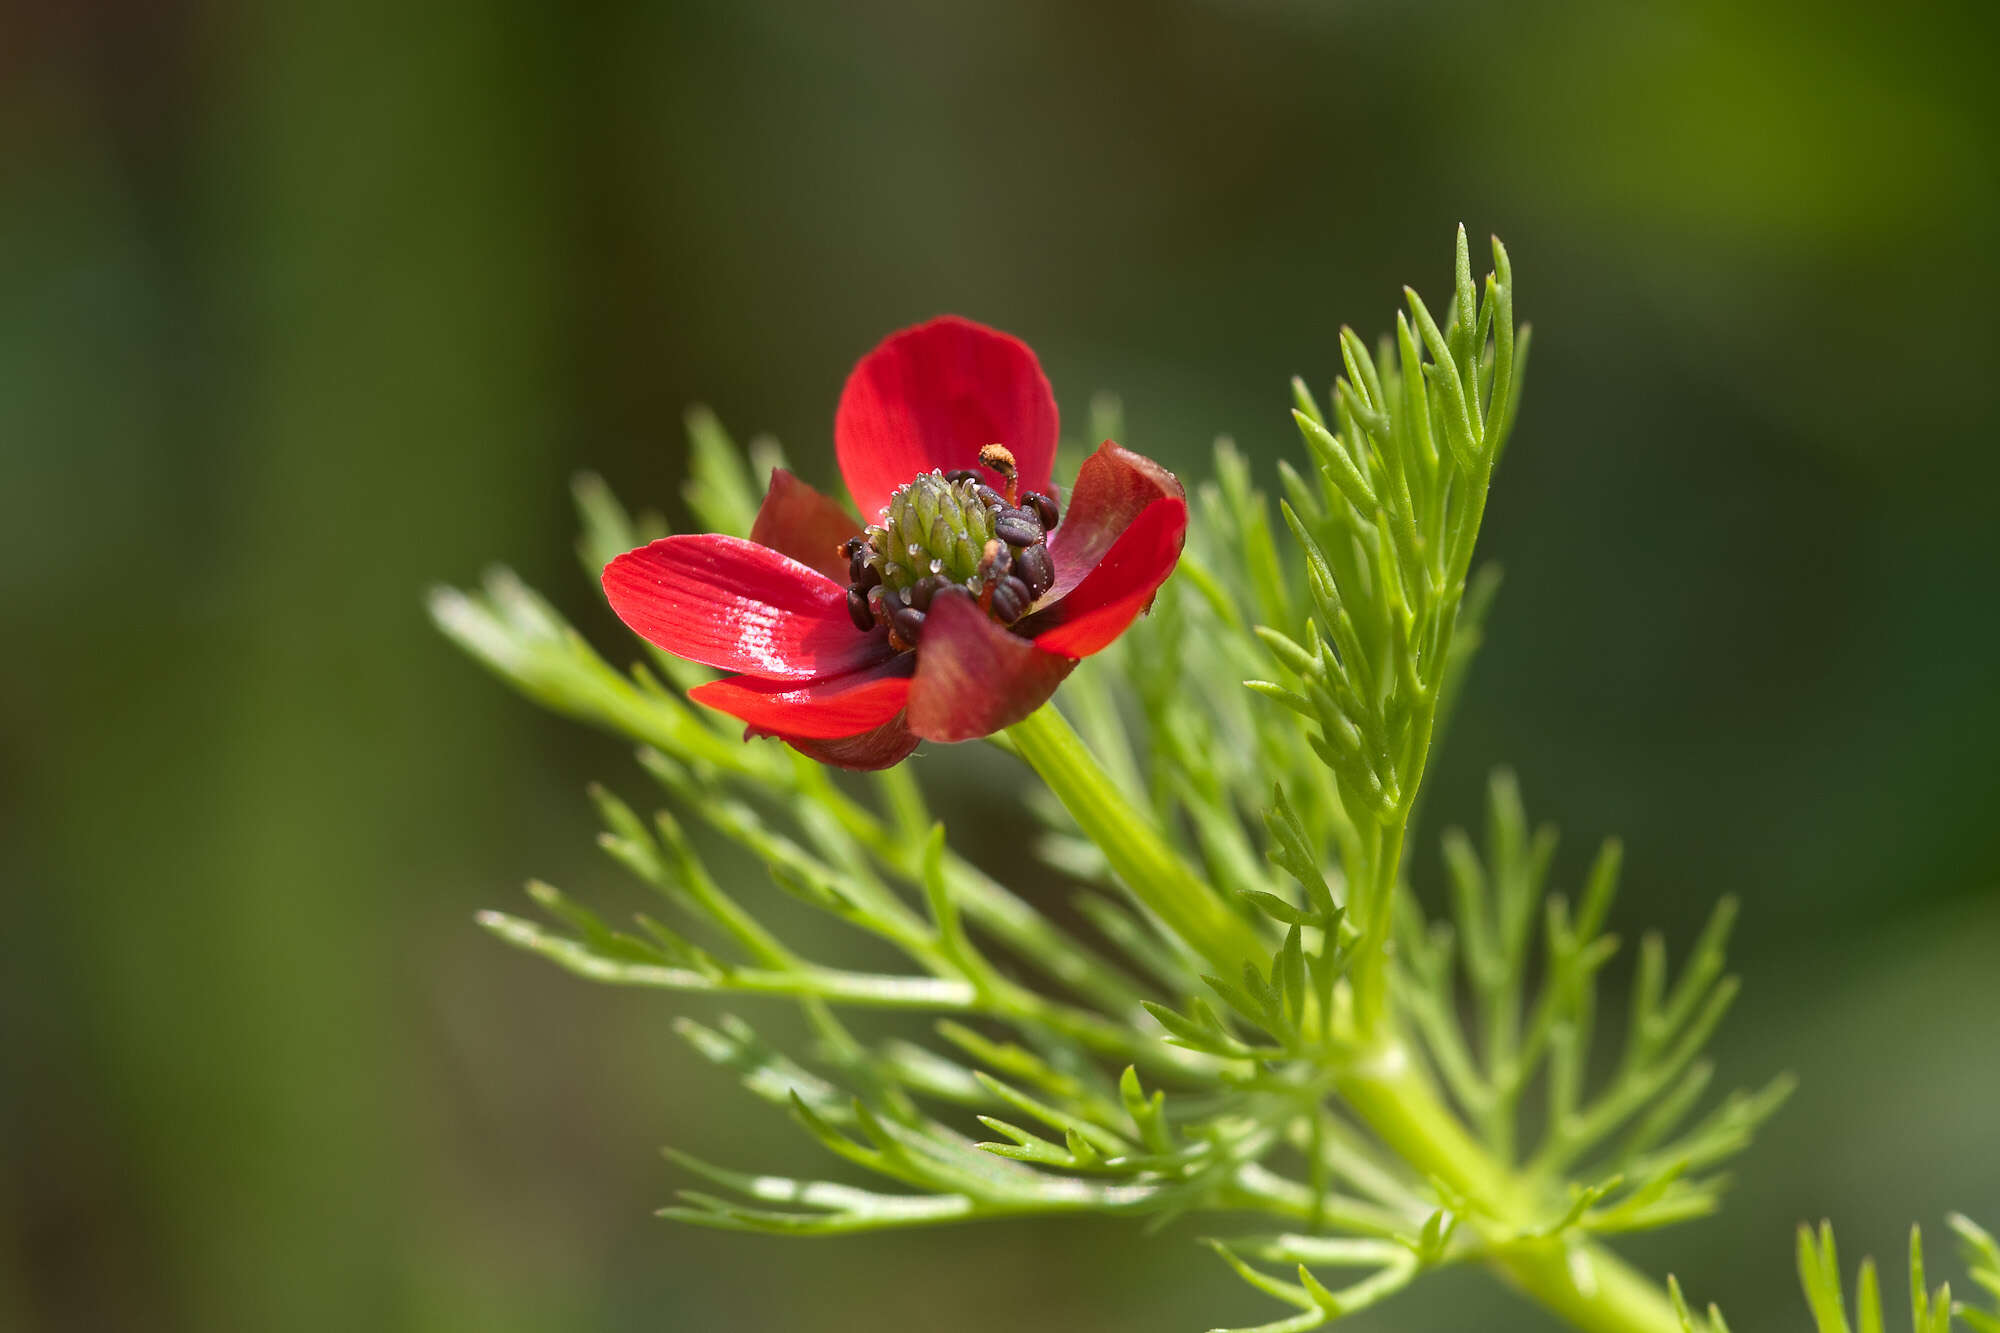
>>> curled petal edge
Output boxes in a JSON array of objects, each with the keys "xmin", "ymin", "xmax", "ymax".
[
  {"xmin": 1043, "ymin": 441, "xmax": 1185, "ymax": 604},
  {"xmin": 781, "ymin": 714, "xmax": 921, "ymax": 770},
  {"xmin": 1024, "ymin": 493, "xmax": 1187, "ymax": 659}
]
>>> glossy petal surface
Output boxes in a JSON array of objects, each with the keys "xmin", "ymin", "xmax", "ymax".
[
  {"xmin": 604, "ymin": 535, "xmax": 891, "ymax": 680},
  {"xmin": 1042, "ymin": 442, "xmax": 1184, "ymax": 603},
  {"xmin": 749, "ymin": 469, "xmax": 861, "ymax": 583},
  {"xmin": 906, "ymin": 591, "xmax": 1075, "ymax": 741},
  {"xmin": 1025, "ymin": 491, "xmax": 1187, "ymax": 658},
  {"xmin": 689, "ymin": 656, "xmax": 915, "ymax": 738},
  {"xmin": 835, "ymin": 316, "xmax": 1058, "ymax": 520}
]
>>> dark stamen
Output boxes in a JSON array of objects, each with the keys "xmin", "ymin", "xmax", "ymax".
[
  {"xmin": 989, "ymin": 575, "xmax": 1032, "ymax": 624},
  {"xmin": 994, "ymin": 512, "xmax": 1043, "ymax": 547},
  {"xmin": 1013, "ymin": 543, "xmax": 1054, "ymax": 598},
  {"xmin": 843, "ymin": 453, "xmax": 1057, "ymax": 647}
]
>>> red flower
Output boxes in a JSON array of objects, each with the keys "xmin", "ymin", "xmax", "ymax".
[{"xmin": 602, "ymin": 317, "xmax": 1187, "ymax": 769}]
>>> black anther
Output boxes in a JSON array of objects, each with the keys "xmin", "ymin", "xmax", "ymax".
[
  {"xmin": 850, "ymin": 552, "xmax": 880, "ymax": 587},
  {"xmin": 891, "ymin": 606, "xmax": 926, "ymax": 642},
  {"xmin": 944, "ymin": 469, "xmax": 981, "ymax": 485},
  {"xmin": 906, "ymin": 575, "xmax": 940, "ymax": 611},
  {"xmin": 989, "ymin": 576, "xmax": 1032, "ymax": 623},
  {"xmin": 995, "ymin": 514, "xmax": 1043, "ymax": 547},
  {"xmin": 846, "ymin": 587, "xmax": 875, "ymax": 631},
  {"xmin": 1024, "ymin": 491, "xmax": 1059, "ymax": 529},
  {"xmin": 1013, "ymin": 543, "xmax": 1054, "ymax": 597}
]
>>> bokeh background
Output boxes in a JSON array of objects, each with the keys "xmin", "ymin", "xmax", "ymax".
[{"xmin": 6, "ymin": 1, "xmax": 1997, "ymax": 1330}]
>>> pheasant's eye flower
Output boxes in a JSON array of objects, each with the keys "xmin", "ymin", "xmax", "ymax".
[{"xmin": 602, "ymin": 316, "xmax": 1188, "ymax": 769}]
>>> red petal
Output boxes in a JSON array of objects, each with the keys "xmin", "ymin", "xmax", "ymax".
[
  {"xmin": 748, "ymin": 469, "xmax": 861, "ymax": 583},
  {"xmin": 688, "ymin": 655, "xmax": 915, "ymax": 738},
  {"xmin": 603, "ymin": 535, "xmax": 891, "ymax": 680},
  {"xmin": 782, "ymin": 714, "xmax": 921, "ymax": 770},
  {"xmin": 1042, "ymin": 442, "xmax": 1186, "ymax": 603},
  {"xmin": 835, "ymin": 316, "xmax": 1058, "ymax": 520},
  {"xmin": 906, "ymin": 591, "xmax": 1075, "ymax": 742},
  {"xmin": 1024, "ymin": 491, "xmax": 1187, "ymax": 659}
]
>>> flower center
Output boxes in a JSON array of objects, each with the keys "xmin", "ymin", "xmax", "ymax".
[{"xmin": 842, "ymin": 445, "xmax": 1060, "ymax": 650}]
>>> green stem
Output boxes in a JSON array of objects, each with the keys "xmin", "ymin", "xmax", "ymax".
[
  {"xmin": 1351, "ymin": 449, "xmax": 1477, "ymax": 1032},
  {"xmin": 1337, "ymin": 1054, "xmax": 1682, "ymax": 1333},
  {"xmin": 1009, "ymin": 704, "xmax": 1683, "ymax": 1333},
  {"xmin": 1004, "ymin": 705, "xmax": 1268, "ymax": 976},
  {"xmin": 1351, "ymin": 817, "xmax": 1402, "ymax": 1031},
  {"xmin": 1487, "ymin": 1244, "xmax": 1687, "ymax": 1333},
  {"xmin": 480, "ymin": 913, "xmax": 980, "ymax": 1008}
]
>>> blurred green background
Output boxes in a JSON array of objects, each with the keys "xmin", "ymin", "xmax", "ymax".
[{"xmin": 5, "ymin": 1, "xmax": 1996, "ymax": 1329}]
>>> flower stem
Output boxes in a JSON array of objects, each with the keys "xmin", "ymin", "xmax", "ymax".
[
  {"xmin": 1010, "ymin": 704, "xmax": 1683, "ymax": 1333},
  {"xmin": 1004, "ymin": 705, "xmax": 1268, "ymax": 976},
  {"xmin": 1338, "ymin": 1056, "xmax": 1683, "ymax": 1333}
]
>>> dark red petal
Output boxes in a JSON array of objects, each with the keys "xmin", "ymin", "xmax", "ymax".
[
  {"xmin": 835, "ymin": 316, "xmax": 1058, "ymax": 520},
  {"xmin": 749, "ymin": 469, "xmax": 862, "ymax": 583},
  {"xmin": 688, "ymin": 655, "xmax": 915, "ymax": 738},
  {"xmin": 603, "ymin": 535, "xmax": 892, "ymax": 680},
  {"xmin": 782, "ymin": 714, "xmax": 921, "ymax": 770},
  {"xmin": 1042, "ymin": 442, "xmax": 1186, "ymax": 603},
  {"xmin": 905, "ymin": 590, "xmax": 1075, "ymax": 742},
  {"xmin": 1023, "ymin": 492, "xmax": 1187, "ymax": 659}
]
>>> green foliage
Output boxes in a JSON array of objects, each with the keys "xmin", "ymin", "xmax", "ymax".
[
  {"xmin": 1787, "ymin": 1216, "xmax": 2000, "ymax": 1333},
  {"xmin": 1957, "ymin": 1216, "xmax": 2000, "ymax": 1333},
  {"xmin": 1394, "ymin": 770, "xmax": 1794, "ymax": 1233},
  {"xmin": 430, "ymin": 231, "xmax": 1974, "ymax": 1333},
  {"xmin": 1666, "ymin": 1274, "xmax": 1733, "ymax": 1333}
]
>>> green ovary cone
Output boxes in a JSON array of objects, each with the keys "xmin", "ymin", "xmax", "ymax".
[{"xmin": 864, "ymin": 472, "xmax": 998, "ymax": 595}]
